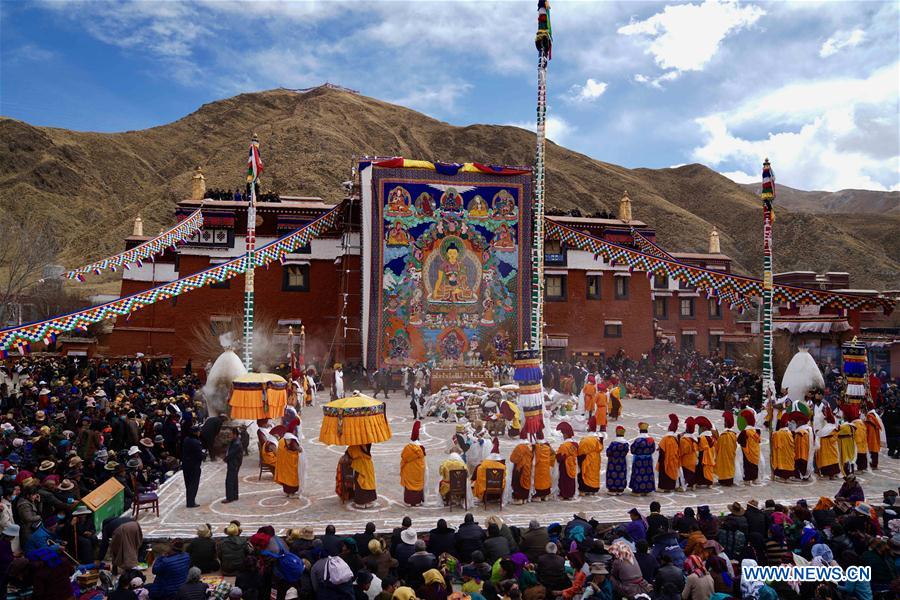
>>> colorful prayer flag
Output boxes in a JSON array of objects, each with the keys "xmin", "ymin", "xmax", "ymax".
[{"xmin": 247, "ymin": 138, "xmax": 263, "ymax": 183}]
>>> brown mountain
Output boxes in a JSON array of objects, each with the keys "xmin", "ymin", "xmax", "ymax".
[
  {"xmin": 740, "ymin": 182, "xmax": 900, "ymax": 215},
  {"xmin": 1, "ymin": 86, "xmax": 897, "ymax": 293}
]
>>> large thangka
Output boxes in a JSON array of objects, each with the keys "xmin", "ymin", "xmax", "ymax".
[{"xmin": 361, "ymin": 161, "xmax": 533, "ymax": 370}]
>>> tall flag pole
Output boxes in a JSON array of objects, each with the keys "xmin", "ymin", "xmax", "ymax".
[
  {"xmin": 532, "ymin": 0, "xmax": 551, "ymax": 350},
  {"xmin": 243, "ymin": 133, "xmax": 263, "ymax": 371},
  {"xmin": 515, "ymin": 0, "xmax": 552, "ymax": 439},
  {"xmin": 760, "ymin": 158, "xmax": 776, "ymax": 420}
]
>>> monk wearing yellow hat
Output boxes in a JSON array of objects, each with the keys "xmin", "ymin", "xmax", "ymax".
[
  {"xmin": 472, "ymin": 437, "xmax": 506, "ymax": 503},
  {"xmin": 400, "ymin": 421, "xmax": 426, "ymax": 507},
  {"xmin": 657, "ymin": 414, "xmax": 681, "ymax": 492}
]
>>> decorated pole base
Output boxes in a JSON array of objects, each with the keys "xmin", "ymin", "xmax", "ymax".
[{"xmin": 514, "ymin": 348, "xmax": 544, "ymax": 435}]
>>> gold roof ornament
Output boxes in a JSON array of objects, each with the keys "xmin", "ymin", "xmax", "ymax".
[
  {"xmin": 618, "ymin": 190, "xmax": 633, "ymax": 222},
  {"xmin": 709, "ymin": 227, "xmax": 721, "ymax": 254}
]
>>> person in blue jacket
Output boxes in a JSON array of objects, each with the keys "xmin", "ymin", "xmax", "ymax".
[{"xmin": 146, "ymin": 538, "xmax": 191, "ymax": 600}]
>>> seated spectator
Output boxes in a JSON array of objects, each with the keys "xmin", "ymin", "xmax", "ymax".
[
  {"xmin": 654, "ymin": 553, "xmax": 685, "ymax": 600},
  {"xmin": 175, "ymin": 567, "xmax": 207, "ymax": 600},
  {"xmin": 518, "ymin": 520, "xmax": 549, "ymax": 563},
  {"xmin": 426, "ymin": 519, "xmax": 455, "ymax": 557},
  {"xmin": 146, "ymin": 539, "xmax": 191, "ymax": 600},
  {"xmin": 681, "ymin": 555, "xmax": 714, "ymax": 600},
  {"xmin": 186, "ymin": 523, "xmax": 219, "ymax": 573},
  {"xmin": 536, "ymin": 542, "xmax": 568, "ymax": 593},
  {"xmin": 634, "ymin": 539, "xmax": 658, "ymax": 584},
  {"xmin": 218, "ymin": 521, "xmax": 248, "ymax": 575},
  {"xmin": 484, "ymin": 522, "xmax": 512, "ymax": 564},
  {"xmin": 363, "ymin": 538, "xmax": 397, "ymax": 579}
]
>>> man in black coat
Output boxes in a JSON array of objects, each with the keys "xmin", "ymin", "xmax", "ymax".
[
  {"xmin": 199, "ymin": 415, "xmax": 227, "ymax": 461},
  {"xmin": 454, "ymin": 513, "xmax": 485, "ymax": 562},
  {"xmin": 181, "ymin": 426, "xmax": 204, "ymax": 508},
  {"xmin": 223, "ymin": 428, "xmax": 242, "ymax": 504}
]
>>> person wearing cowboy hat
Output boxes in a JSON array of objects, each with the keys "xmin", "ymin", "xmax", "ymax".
[
  {"xmin": 218, "ymin": 521, "xmax": 247, "ymax": 576},
  {"xmin": 586, "ymin": 562, "xmax": 612, "ymax": 597}
]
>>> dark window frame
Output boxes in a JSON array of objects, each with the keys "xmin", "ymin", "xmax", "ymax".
[
  {"xmin": 614, "ymin": 276, "xmax": 629, "ymax": 299},
  {"xmin": 680, "ymin": 297, "xmax": 695, "ymax": 319},
  {"xmin": 654, "ymin": 297, "xmax": 668, "ymax": 320},
  {"xmin": 708, "ymin": 298, "xmax": 723, "ymax": 319},
  {"xmin": 586, "ymin": 275, "xmax": 602, "ymax": 300},
  {"xmin": 604, "ymin": 323, "xmax": 623, "ymax": 338},
  {"xmin": 282, "ymin": 264, "xmax": 311, "ymax": 292},
  {"xmin": 545, "ymin": 274, "xmax": 567, "ymax": 301}
]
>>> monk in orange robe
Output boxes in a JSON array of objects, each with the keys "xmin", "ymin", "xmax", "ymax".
[
  {"xmin": 400, "ymin": 421, "xmax": 426, "ymax": 506},
  {"xmin": 260, "ymin": 432, "xmax": 278, "ymax": 469},
  {"xmin": 852, "ymin": 415, "xmax": 869, "ymax": 471},
  {"xmin": 680, "ymin": 417, "xmax": 699, "ymax": 489},
  {"xmin": 509, "ymin": 442, "xmax": 533, "ymax": 504},
  {"xmin": 555, "ymin": 422, "xmax": 578, "ymax": 499},
  {"xmin": 595, "ymin": 384, "xmax": 609, "ymax": 430},
  {"xmin": 865, "ymin": 410, "xmax": 883, "ymax": 470},
  {"xmin": 532, "ymin": 433, "xmax": 554, "ymax": 501},
  {"xmin": 715, "ymin": 412, "xmax": 739, "ymax": 486},
  {"xmin": 577, "ymin": 434, "xmax": 603, "ymax": 495},
  {"xmin": 657, "ymin": 414, "xmax": 681, "ymax": 492},
  {"xmin": 274, "ymin": 433, "xmax": 302, "ymax": 496},
  {"xmin": 737, "ymin": 409, "xmax": 761, "ymax": 484},
  {"xmin": 815, "ymin": 408, "xmax": 840, "ymax": 479},
  {"xmin": 793, "ymin": 415, "xmax": 814, "ymax": 481},
  {"xmin": 582, "ymin": 376, "xmax": 597, "ymax": 417},
  {"xmin": 472, "ymin": 437, "xmax": 506, "ymax": 503},
  {"xmin": 694, "ymin": 417, "xmax": 716, "ymax": 487},
  {"xmin": 772, "ymin": 417, "xmax": 796, "ymax": 481},
  {"xmin": 348, "ymin": 444, "xmax": 377, "ymax": 507}
]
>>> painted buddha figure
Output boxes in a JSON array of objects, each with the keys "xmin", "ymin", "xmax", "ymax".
[
  {"xmin": 386, "ymin": 221, "xmax": 411, "ymax": 245},
  {"xmin": 430, "ymin": 244, "xmax": 476, "ymax": 303},
  {"xmin": 468, "ymin": 195, "xmax": 489, "ymax": 218},
  {"xmin": 387, "ymin": 186, "xmax": 412, "ymax": 216}
]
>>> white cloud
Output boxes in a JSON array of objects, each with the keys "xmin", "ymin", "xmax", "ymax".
[
  {"xmin": 507, "ymin": 116, "xmax": 575, "ymax": 146},
  {"xmin": 619, "ymin": 0, "xmax": 764, "ymax": 85},
  {"xmin": 567, "ymin": 78, "xmax": 608, "ymax": 102},
  {"xmin": 388, "ymin": 81, "xmax": 474, "ymax": 114},
  {"xmin": 719, "ymin": 170, "xmax": 757, "ymax": 184},
  {"xmin": 633, "ymin": 71, "xmax": 681, "ymax": 88},
  {"xmin": 692, "ymin": 62, "xmax": 900, "ymax": 191},
  {"xmin": 819, "ymin": 28, "xmax": 866, "ymax": 57},
  {"xmin": 5, "ymin": 43, "xmax": 58, "ymax": 64}
]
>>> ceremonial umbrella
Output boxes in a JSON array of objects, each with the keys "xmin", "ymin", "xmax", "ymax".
[
  {"xmin": 319, "ymin": 392, "xmax": 392, "ymax": 446},
  {"xmin": 228, "ymin": 373, "xmax": 288, "ymax": 420}
]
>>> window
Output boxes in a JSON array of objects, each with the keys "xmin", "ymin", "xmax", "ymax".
[
  {"xmin": 708, "ymin": 298, "xmax": 722, "ymax": 319},
  {"xmin": 615, "ymin": 276, "xmax": 629, "ymax": 299},
  {"xmin": 679, "ymin": 279, "xmax": 696, "ymax": 292},
  {"xmin": 653, "ymin": 274, "xmax": 668, "ymax": 289},
  {"xmin": 680, "ymin": 298, "xmax": 695, "ymax": 318},
  {"xmin": 545, "ymin": 240, "xmax": 565, "ymax": 265},
  {"xmin": 681, "ymin": 333, "xmax": 695, "ymax": 351},
  {"xmin": 587, "ymin": 275, "xmax": 602, "ymax": 300},
  {"xmin": 604, "ymin": 323, "xmax": 622, "ymax": 337},
  {"xmin": 545, "ymin": 275, "xmax": 567, "ymax": 301},
  {"xmin": 654, "ymin": 297, "xmax": 668, "ymax": 319},
  {"xmin": 283, "ymin": 264, "xmax": 310, "ymax": 292},
  {"xmin": 709, "ymin": 334, "xmax": 722, "ymax": 354}
]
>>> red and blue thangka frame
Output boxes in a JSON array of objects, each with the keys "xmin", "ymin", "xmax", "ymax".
[{"xmin": 361, "ymin": 162, "xmax": 533, "ymax": 370}]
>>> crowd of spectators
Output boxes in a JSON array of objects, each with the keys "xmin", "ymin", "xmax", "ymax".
[
  {"xmin": 106, "ymin": 479, "xmax": 898, "ymax": 600},
  {"xmin": 0, "ymin": 355, "xmax": 205, "ymax": 598},
  {"xmin": 540, "ymin": 342, "xmax": 764, "ymax": 412}
]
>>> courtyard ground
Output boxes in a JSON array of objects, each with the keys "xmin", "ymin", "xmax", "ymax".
[{"xmin": 139, "ymin": 392, "xmax": 900, "ymax": 537}]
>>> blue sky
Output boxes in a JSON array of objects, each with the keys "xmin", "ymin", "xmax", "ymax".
[{"xmin": 2, "ymin": 0, "xmax": 898, "ymax": 191}]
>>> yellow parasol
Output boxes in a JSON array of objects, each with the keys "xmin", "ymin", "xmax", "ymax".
[
  {"xmin": 228, "ymin": 373, "xmax": 288, "ymax": 420},
  {"xmin": 319, "ymin": 392, "xmax": 392, "ymax": 446}
]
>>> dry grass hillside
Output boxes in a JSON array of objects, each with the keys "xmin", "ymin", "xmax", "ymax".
[{"xmin": 2, "ymin": 86, "xmax": 897, "ymax": 292}]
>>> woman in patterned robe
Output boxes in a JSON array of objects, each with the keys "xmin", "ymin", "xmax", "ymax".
[
  {"xmin": 605, "ymin": 426, "xmax": 629, "ymax": 495},
  {"xmin": 629, "ymin": 422, "xmax": 656, "ymax": 495}
]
